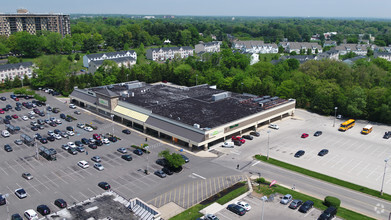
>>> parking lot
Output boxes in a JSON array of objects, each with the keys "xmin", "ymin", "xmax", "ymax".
[
  {"xmin": 212, "ymin": 108, "xmax": 391, "ymax": 194},
  {"xmin": 0, "ymin": 91, "xmax": 243, "ymax": 219},
  {"xmin": 214, "ymin": 194, "xmax": 339, "ymax": 220}
]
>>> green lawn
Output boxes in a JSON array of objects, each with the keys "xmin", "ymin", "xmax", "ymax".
[{"xmin": 254, "ymin": 155, "xmax": 391, "ymax": 202}]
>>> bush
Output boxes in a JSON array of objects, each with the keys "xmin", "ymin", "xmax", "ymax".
[
  {"xmin": 324, "ymin": 196, "xmax": 341, "ymax": 208},
  {"xmin": 256, "ymin": 177, "xmax": 266, "ymax": 184}
]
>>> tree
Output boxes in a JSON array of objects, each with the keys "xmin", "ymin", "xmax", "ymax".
[
  {"xmin": 307, "ymin": 49, "xmax": 312, "ymax": 55},
  {"xmin": 367, "ymin": 48, "xmax": 374, "ymax": 57},
  {"xmin": 158, "ymin": 149, "xmax": 185, "ymax": 169},
  {"xmin": 278, "ymin": 46, "xmax": 284, "ymax": 53},
  {"xmin": 7, "ymin": 56, "xmax": 21, "ymax": 64},
  {"xmin": 75, "ymin": 53, "xmax": 81, "ymax": 60}
]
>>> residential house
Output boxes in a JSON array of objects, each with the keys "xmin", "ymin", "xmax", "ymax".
[
  {"xmin": 195, "ymin": 41, "xmax": 221, "ymax": 54},
  {"xmin": 317, "ymin": 50, "xmax": 339, "ymax": 61},
  {"xmin": 280, "ymin": 42, "xmax": 323, "ymax": 54},
  {"xmin": 323, "ymin": 32, "xmax": 337, "ymax": 40},
  {"xmin": 323, "ymin": 41, "xmax": 337, "ymax": 47},
  {"xmin": 374, "ymin": 52, "xmax": 391, "ymax": 61},
  {"xmin": 146, "ymin": 46, "xmax": 194, "ymax": 61},
  {"xmin": 0, "ymin": 62, "xmax": 33, "ymax": 82},
  {"xmin": 88, "ymin": 57, "xmax": 136, "ymax": 74},
  {"xmin": 310, "ymin": 34, "xmax": 320, "ymax": 41},
  {"xmin": 334, "ymin": 44, "xmax": 370, "ymax": 55},
  {"xmin": 83, "ymin": 50, "xmax": 137, "ymax": 68},
  {"xmin": 250, "ymin": 53, "xmax": 259, "ymax": 65},
  {"xmin": 232, "ymin": 40, "xmax": 278, "ymax": 54},
  {"xmin": 343, "ymin": 56, "xmax": 368, "ymax": 65}
]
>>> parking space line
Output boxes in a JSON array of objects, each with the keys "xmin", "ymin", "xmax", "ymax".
[
  {"xmin": 221, "ymin": 176, "xmax": 225, "ymax": 189},
  {"xmin": 218, "ymin": 212, "xmax": 233, "ymax": 220},
  {"xmin": 366, "ymin": 168, "xmax": 378, "ymax": 178},
  {"xmin": 53, "ymin": 171, "xmax": 69, "ymax": 185},
  {"xmin": 192, "ymin": 181, "xmax": 195, "ymax": 206},
  {"xmin": 348, "ymin": 161, "xmax": 363, "ymax": 173},
  {"xmin": 0, "ymin": 166, "xmax": 9, "ymax": 175},
  {"xmin": 376, "ymin": 173, "xmax": 384, "ymax": 181},
  {"xmin": 357, "ymin": 164, "xmax": 370, "ymax": 175},
  {"xmin": 25, "ymin": 179, "xmax": 41, "ymax": 193},
  {"xmin": 187, "ymin": 182, "xmax": 190, "ymax": 208},
  {"xmin": 304, "ymin": 208, "xmax": 315, "ymax": 217},
  {"xmin": 164, "ymin": 191, "xmax": 168, "ymax": 205},
  {"xmin": 386, "ymin": 176, "xmax": 391, "ymax": 184},
  {"xmin": 182, "ymin": 184, "xmax": 186, "ymax": 208},
  {"xmin": 41, "ymin": 175, "xmax": 59, "ymax": 188},
  {"xmin": 173, "ymin": 186, "xmax": 177, "ymax": 204},
  {"xmin": 158, "ymin": 193, "xmax": 163, "ymax": 208},
  {"xmin": 200, "ymin": 179, "xmax": 204, "ymax": 201},
  {"xmin": 153, "ymin": 197, "xmax": 157, "ymax": 207},
  {"xmin": 79, "ymin": 191, "xmax": 89, "ymax": 200},
  {"xmin": 378, "ymin": 148, "xmax": 390, "ymax": 158},
  {"xmin": 87, "ymin": 187, "xmax": 96, "ymax": 196},
  {"xmin": 169, "ymin": 188, "xmax": 173, "ymax": 203},
  {"xmin": 213, "ymin": 177, "xmax": 217, "ymax": 196},
  {"xmin": 35, "ymin": 177, "xmax": 51, "ymax": 190},
  {"xmin": 6, "ymin": 161, "xmax": 18, "ymax": 173},
  {"xmin": 339, "ymin": 158, "xmax": 354, "ymax": 170},
  {"xmin": 69, "ymin": 194, "xmax": 79, "ymax": 203},
  {"xmin": 330, "ymin": 157, "xmax": 345, "ymax": 168}
]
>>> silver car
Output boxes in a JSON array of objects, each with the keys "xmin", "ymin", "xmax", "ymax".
[{"xmin": 280, "ymin": 194, "xmax": 292, "ymax": 204}]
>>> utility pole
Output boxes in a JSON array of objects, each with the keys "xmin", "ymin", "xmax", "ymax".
[
  {"xmin": 381, "ymin": 158, "xmax": 389, "ymax": 195},
  {"xmin": 333, "ymin": 107, "xmax": 338, "ymax": 127},
  {"xmin": 267, "ymin": 130, "xmax": 271, "ymax": 160}
]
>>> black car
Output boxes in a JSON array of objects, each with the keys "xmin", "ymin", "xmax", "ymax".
[
  {"xmin": 11, "ymin": 214, "xmax": 22, "ymax": 220},
  {"xmin": 31, "ymin": 126, "xmax": 38, "ymax": 131},
  {"xmin": 38, "ymin": 112, "xmax": 45, "ymax": 117},
  {"xmin": 180, "ymin": 154, "xmax": 189, "ymax": 163},
  {"xmin": 75, "ymin": 141, "xmax": 83, "ymax": 147},
  {"xmin": 108, "ymin": 136, "xmax": 118, "ymax": 142},
  {"xmin": 3, "ymin": 119, "xmax": 9, "ymax": 124},
  {"xmin": 6, "ymin": 104, "xmax": 12, "ymax": 110},
  {"xmin": 66, "ymin": 126, "xmax": 74, "ymax": 131},
  {"xmin": 298, "ymin": 200, "xmax": 314, "ymax": 213},
  {"xmin": 318, "ymin": 206, "xmax": 337, "ymax": 220},
  {"xmin": 46, "ymin": 106, "xmax": 52, "ymax": 112},
  {"xmin": 81, "ymin": 138, "xmax": 90, "ymax": 145},
  {"xmin": 65, "ymin": 117, "xmax": 73, "ymax": 122},
  {"xmin": 60, "ymin": 113, "xmax": 66, "ymax": 119},
  {"xmin": 227, "ymin": 204, "xmax": 246, "ymax": 216},
  {"xmin": 233, "ymin": 140, "xmax": 242, "ymax": 146},
  {"xmin": 40, "ymin": 138, "xmax": 48, "ymax": 144},
  {"xmin": 54, "ymin": 129, "xmax": 61, "ymax": 134},
  {"xmin": 122, "ymin": 129, "xmax": 131, "ymax": 134},
  {"xmin": 242, "ymin": 135, "xmax": 253, "ymax": 140},
  {"xmin": 162, "ymin": 167, "xmax": 174, "ymax": 175},
  {"xmin": 384, "ymin": 131, "xmax": 391, "ymax": 139},
  {"xmin": 121, "ymin": 154, "xmax": 133, "ymax": 161},
  {"xmin": 88, "ymin": 143, "xmax": 97, "ymax": 149},
  {"xmin": 52, "ymin": 108, "xmax": 60, "ymax": 113},
  {"xmin": 5, "ymin": 115, "xmax": 12, "ymax": 120},
  {"xmin": 68, "ymin": 148, "xmax": 78, "ymax": 155},
  {"xmin": 0, "ymin": 97, "xmax": 5, "ymax": 101},
  {"xmin": 156, "ymin": 158, "xmax": 168, "ymax": 166},
  {"xmin": 314, "ymin": 131, "xmax": 323, "ymax": 136},
  {"xmin": 98, "ymin": 182, "xmax": 111, "ymax": 190},
  {"xmin": 95, "ymin": 140, "xmax": 103, "ymax": 146},
  {"xmin": 133, "ymin": 149, "xmax": 143, "ymax": 155},
  {"xmin": 15, "ymin": 107, "xmax": 21, "ymax": 111},
  {"xmin": 318, "ymin": 149, "xmax": 329, "ymax": 156},
  {"xmin": 54, "ymin": 199, "xmax": 67, "ymax": 208},
  {"xmin": 294, "ymin": 150, "xmax": 305, "ymax": 158},
  {"xmin": 47, "ymin": 136, "xmax": 55, "ymax": 142},
  {"xmin": 37, "ymin": 119, "xmax": 45, "ymax": 125},
  {"xmin": 250, "ymin": 131, "xmax": 260, "ymax": 137},
  {"xmin": 0, "ymin": 194, "xmax": 6, "ymax": 205},
  {"xmin": 37, "ymin": 204, "xmax": 51, "ymax": 216}
]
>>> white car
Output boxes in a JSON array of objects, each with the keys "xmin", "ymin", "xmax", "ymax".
[
  {"xmin": 102, "ymin": 138, "xmax": 110, "ymax": 144},
  {"xmin": 53, "ymin": 134, "xmax": 62, "ymax": 140},
  {"xmin": 2, "ymin": 130, "xmax": 10, "ymax": 137},
  {"xmin": 77, "ymin": 123, "xmax": 85, "ymax": 129},
  {"xmin": 29, "ymin": 111, "xmax": 35, "ymax": 115},
  {"xmin": 28, "ymin": 115, "xmax": 35, "ymax": 119},
  {"xmin": 77, "ymin": 160, "xmax": 89, "ymax": 169},
  {"xmin": 15, "ymin": 188, "xmax": 27, "ymax": 199},
  {"xmin": 84, "ymin": 126, "xmax": 93, "ymax": 132},
  {"xmin": 67, "ymin": 142, "xmax": 76, "ymax": 148},
  {"xmin": 91, "ymin": 156, "xmax": 101, "ymax": 162},
  {"xmin": 269, "ymin": 124, "xmax": 279, "ymax": 130},
  {"xmin": 69, "ymin": 104, "xmax": 76, "ymax": 109},
  {"xmin": 56, "ymin": 119, "xmax": 62, "ymax": 124},
  {"xmin": 22, "ymin": 115, "xmax": 29, "ymax": 121},
  {"xmin": 235, "ymin": 201, "xmax": 251, "ymax": 211},
  {"xmin": 24, "ymin": 209, "xmax": 38, "ymax": 220},
  {"xmin": 66, "ymin": 131, "xmax": 75, "ymax": 136},
  {"xmin": 94, "ymin": 163, "xmax": 104, "ymax": 171},
  {"xmin": 222, "ymin": 141, "xmax": 234, "ymax": 148},
  {"xmin": 61, "ymin": 132, "xmax": 68, "ymax": 138}
]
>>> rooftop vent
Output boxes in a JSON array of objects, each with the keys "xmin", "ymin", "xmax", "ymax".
[
  {"xmin": 270, "ymin": 96, "xmax": 279, "ymax": 101},
  {"xmin": 212, "ymin": 92, "xmax": 231, "ymax": 101},
  {"xmin": 126, "ymin": 82, "xmax": 143, "ymax": 90},
  {"xmin": 193, "ymin": 124, "xmax": 200, "ymax": 129}
]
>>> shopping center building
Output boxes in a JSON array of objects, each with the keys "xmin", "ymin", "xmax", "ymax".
[{"xmin": 70, "ymin": 81, "xmax": 296, "ymax": 150}]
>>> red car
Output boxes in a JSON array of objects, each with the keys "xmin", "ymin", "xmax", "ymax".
[
  {"xmin": 12, "ymin": 114, "xmax": 18, "ymax": 119},
  {"xmin": 14, "ymin": 98, "xmax": 19, "ymax": 101},
  {"xmin": 301, "ymin": 133, "xmax": 309, "ymax": 138},
  {"xmin": 93, "ymin": 133, "xmax": 101, "ymax": 140},
  {"xmin": 232, "ymin": 136, "xmax": 246, "ymax": 143},
  {"xmin": 0, "ymin": 109, "xmax": 4, "ymax": 114}
]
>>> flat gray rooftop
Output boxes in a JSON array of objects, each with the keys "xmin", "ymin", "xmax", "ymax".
[{"xmin": 90, "ymin": 82, "xmax": 291, "ymax": 129}]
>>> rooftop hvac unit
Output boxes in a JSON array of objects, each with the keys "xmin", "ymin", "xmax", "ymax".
[
  {"xmin": 262, "ymin": 95, "xmax": 271, "ymax": 99},
  {"xmin": 252, "ymin": 97, "xmax": 264, "ymax": 102},
  {"xmin": 193, "ymin": 124, "xmax": 200, "ymax": 129},
  {"xmin": 209, "ymin": 85, "xmax": 217, "ymax": 89},
  {"xmin": 212, "ymin": 92, "xmax": 231, "ymax": 101},
  {"xmin": 270, "ymin": 96, "xmax": 279, "ymax": 101},
  {"xmin": 131, "ymin": 92, "xmax": 134, "ymax": 97},
  {"xmin": 120, "ymin": 91, "xmax": 129, "ymax": 97},
  {"xmin": 126, "ymin": 82, "xmax": 143, "ymax": 90}
]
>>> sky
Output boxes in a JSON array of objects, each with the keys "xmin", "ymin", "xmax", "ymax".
[{"xmin": 3, "ymin": 0, "xmax": 391, "ymax": 18}]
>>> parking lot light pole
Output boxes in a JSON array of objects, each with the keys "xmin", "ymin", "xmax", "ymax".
[
  {"xmin": 267, "ymin": 130, "xmax": 271, "ymax": 160},
  {"xmin": 333, "ymin": 107, "xmax": 338, "ymax": 127},
  {"xmin": 381, "ymin": 158, "xmax": 389, "ymax": 195},
  {"xmin": 110, "ymin": 114, "xmax": 114, "ymax": 135}
]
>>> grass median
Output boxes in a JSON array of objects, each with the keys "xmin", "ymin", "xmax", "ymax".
[
  {"xmin": 255, "ymin": 183, "xmax": 375, "ymax": 220},
  {"xmin": 170, "ymin": 182, "xmax": 249, "ymax": 220},
  {"xmin": 254, "ymin": 155, "xmax": 391, "ymax": 202}
]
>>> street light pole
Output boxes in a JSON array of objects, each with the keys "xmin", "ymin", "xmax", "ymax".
[
  {"xmin": 111, "ymin": 114, "xmax": 114, "ymax": 136},
  {"xmin": 196, "ymin": 74, "xmax": 198, "ymax": 86},
  {"xmin": 333, "ymin": 107, "xmax": 338, "ymax": 127},
  {"xmin": 267, "ymin": 130, "xmax": 271, "ymax": 160},
  {"xmin": 381, "ymin": 158, "xmax": 389, "ymax": 195}
]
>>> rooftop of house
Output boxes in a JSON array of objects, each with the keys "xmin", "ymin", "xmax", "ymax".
[
  {"xmin": 90, "ymin": 57, "xmax": 136, "ymax": 66},
  {"xmin": 233, "ymin": 40, "xmax": 277, "ymax": 48},
  {"xmin": 82, "ymin": 81, "xmax": 292, "ymax": 129},
  {"xmin": 0, "ymin": 62, "xmax": 33, "ymax": 71},
  {"xmin": 147, "ymin": 46, "xmax": 193, "ymax": 52},
  {"xmin": 85, "ymin": 50, "xmax": 136, "ymax": 59}
]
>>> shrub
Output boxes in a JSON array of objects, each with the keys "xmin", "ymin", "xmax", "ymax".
[
  {"xmin": 324, "ymin": 196, "xmax": 341, "ymax": 208},
  {"xmin": 256, "ymin": 177, "xmax": 266, "ymax": 184}
]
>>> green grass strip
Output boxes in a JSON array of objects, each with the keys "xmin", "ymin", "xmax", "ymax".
[
  {"xmin": 255, "ymin": 155, "xmax": 391, "ymax": 201},
  {"xmin": 170, "ymin": 184, "xmax": 249, "ymax": 220}
]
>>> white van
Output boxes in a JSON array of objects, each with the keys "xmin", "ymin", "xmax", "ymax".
[
  {"xmin": 222, "ymin": 141, "xmax": 235, "ymax": 148},
  {"xmin": 2, "ymin": 130, "xmax": 10, "ymax": 137}
]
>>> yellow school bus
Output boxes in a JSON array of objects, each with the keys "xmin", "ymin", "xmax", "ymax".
[
  {"xmin": 339, "ymin": 119, "xmax": 355, "ymax": 131},
  {"xmin": 361, "ymin": 125, "xmax": 373, "ymax": 134}
]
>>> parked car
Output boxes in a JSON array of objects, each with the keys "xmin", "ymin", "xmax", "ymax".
[
  {"xmin": 233, "ymin": 140, "xmax": 242, "ymax": 146},
  {"xmin": 156, "ymin": 158, "xmax": 168, "ymax": 166},
  {"xmin": 108, "ymin": 136, "xmax": 118, "ymax": 142},
  {"xmin": 36, "ymin": 204, "xmax": 51, "ymax": 216},
  {"xmin": 11, "ymin": 213, "xmax": 22, "ymax": 220},
  {"xmin": 294, "ymin": 150, "xmax": 305, "ymax": 158},
  {"xmin": 77, "ymin": 123, "xmax": 85, "ymax": 129},
  {"xmin": 121, "ymin": 154, "xmax": 133, "ymax": 161},
  {"xmin": 60, "ymin": 113, "xmax": 66, "ymax": 119},
  {"xmin": 22, "ymin": 115, "xmax": 28, "ymax": 121},
  {"xmin": 61, "ymin": 144, "xmax": 69, "ymax": 150},
  {"xmin": 250, "ymin": 131, "xmax": 260, "ymax": 137},
  {"xmin": 22, "ymin": 172, "xmax": 33, "ymax": 180},
  {"xmin": 4, "ymin": 144, "xmax": 12, "ymax": 152},
  {"xmin": 102, "ymin": 138, "xmax": 110, "ymax": 144},
  {"xmin": 269, "ymin": 124, "xmax": 279, "ymax": 130},
  {"xmin": 336, "ymin": 115, "xmax": 342, "ymax": 119},
  {"xmin": 81, "ymin": 138, "xmax": 90, "ymax": 144},
  {"xmin": 222, "ymin": 141, "xmax": 234, "ymax": 148},
  {"xmin": 66, "ymin": 126, "xmax": 74, "ymax": 131},
  {"xmin": 74, "ymin": 110, "xmax": 81, "ymax": 115},
  {"xmin": 384, "ymin": 131, "xmax": 391, "ymax": 139},
  {"xmin": 162, "ymin": 167, "xmax": 174, "ymax": 175},
  {"xmin": 318, "ymin": 206, "xmax": 337, "ymax": 220},
  {"xmin": 23, "ymin": 209, "xmax": 38, "ymax": 220},
  {"xmin": 280, "ymin": 194, "xmax": 292, "ymax": 204},
  {"xmin": 12, "ymin": 114, "xmax": 18, "ymax": 119},
  {"xmin": 314, "ymin": 131, "xmax": 323, "ymax": 136},
  {"xmin": 133, "ymin": 149, "xmax": 143, "ymax": 155},
  {"xmin": 88, "ymin": 143, "xmax": 97, "ymax": 149},
  {"xmin": 227, "ymin": 204, "xmax": 246, "ymax": 216},
  {"xmin": 235, "ymin": 201, "xmax": 251, "ymax": 211},
  {"xmin": 232, "ymin": 136, "xmax": 245, "ymax": 143},
  {"xmin": 318, "ymin": 149, "xmax": 329, "ymax": 156},
  {"xmin": 84, "ymin": 126, "xmax": 93, "ymax": 132},
  {"xmin": 180, "ymin": 154, "xmax": 189, "ymax": 163},
  {"xmin": 154, "ymin": 170, "xmax": 167, "ymax": 178},
  {"xmin": 15, "ymin": 188, "xmax": 27, "ymax": 199},
  {"xmin": 301, "ymin": 133, "xmax": 309, "ymax": 138},
  {"xmin": 122, "ymin": 129, "xmax": 131, "ymax": 134},
  {"xmin": 204, "ymin": 214, "xmax": 219, "ymax": 220},
  {"xmin": 117, "ymin": 147, "xmax": 127, "ymax": 153},
  {"xmin": 94, "ymin": 163, "xmax": 104, "ymax": 171},
  {"xmin": 0, "ymin": 194, "xmax": 6, "ymax": 205},
  {"xmin": 47, "ymin": 136, "xmax": 55, "ymax": 142},
  {"xmin": 242, "ymin": 135, "xmax": 253, "ymax": 140},
  {"xmin": 91, "ymin": 156, "xmax": 101, "ymax": 162},
  {"xmin": 93, "ymin": 133, "xmax": 101, "ymax": 140},
  {"xmin": 14, "ymin": 139, "xmax": 23, "ymax": 145},
  {"xmin": 298, "ymin": 200, "xmax": 314, "ymax": 213},
  {"xmin": 98, "ymin": 182, "xmax": 111, "ymax": 190},
  {"xmin": 289, "ymin": 199, "xmax": 303, "ymax": 209},
  {"xmin": 69, "ymin": 104, "xmax": 76, "ymax": 109},
  {"xmin": 68, "ymin": 148, "xmax": 78, "ymax": 155},
  {"xmin": 77, "ymin": 160, "xmax": 89, "ymax": 168},
  {"xmin": 54, "ymin": 199, "xmax": 67, "ymax": 208}
]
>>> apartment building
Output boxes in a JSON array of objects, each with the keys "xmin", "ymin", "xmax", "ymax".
[
  {"xmin": 0, "ymin": 62, "xmax": 33, "ymax": 82},
  {"xmin": 83, "ymin": 50, "xmax": 137, "ymax": 68},
  {"xmin": 146, "ymin": 46, "xmax": 194, "ymax": 61},
  {"xmin": 232, "ymin": 40, "xmax": 278, "ymax": 54},
  {"xmin": 195, "ymin": 41, "xmax": 221, "ymax": 54}
]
